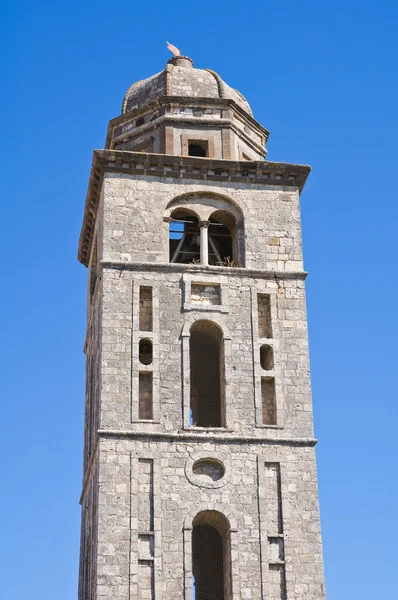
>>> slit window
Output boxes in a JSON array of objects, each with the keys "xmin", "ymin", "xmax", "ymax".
[
  {"xmin": 258, "ymin": 294, "xmax": 272, "ymax": 338},
  {"xmin": 190, "ymin": 321, "xmax": 224, "ymax": 427},
  {"xmin": 139, "ymin": 372, "xmax": 153, "ymax": 420},
  {"xmin": 139, "ymin": 287, "xmax": 153, "ymax": 331},
  {"xmin": 261, "ymin": 377, "xmax": 276, "ymax": 425}
]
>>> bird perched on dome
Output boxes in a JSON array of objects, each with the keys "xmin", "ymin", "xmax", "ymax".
[{"xmin": 166, "ymin": 41, "xmax": 181, "ymax": 57}]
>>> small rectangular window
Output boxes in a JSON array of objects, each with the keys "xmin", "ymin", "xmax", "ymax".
[
  {"xmin": 188, "ymin": 140, "xmax": 208, "ymax": 157},
  {"xmin": 139, "ymin": 287, "xmax": 153, "ymax": 331},
  {"xmin": 258, "ymin": 294, "xmax": 272, "ymax": 338},
  {"xmin": 139, "ymin": 372, "xmax": 153, "ymax": 420},
  {"xmin": 261, "ymin": 377, "xmax": 276, "ymax": 425}
]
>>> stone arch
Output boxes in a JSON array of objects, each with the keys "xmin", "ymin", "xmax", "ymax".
[
  {"xmin": 208, "ymin": 209, "xmax": 238, "ymax": 267},
  {"xmin": 184, "ymin": 507, "xmax": 237, "ymax": 532},
  {"xmin": 166, "ymin": 191, "xmax": 244, "ymax": 224},
  {"xmin": 183, "ymin": 509, "xmax": 236, "ymax": 600},
  {"xmin": 166, "ymin": 192, "xmax": 245, "ymax": 266},
  {"xmin": 181, "ymin": 314, "xmax": 231, "ymax": 340},
  {"xmin": 191, "ymin": 508, "xmax": 232, "ymax": 600},
  {"xmin": 169, "ymin": 205, "xmax": 201, "ymax": 221},
  {"xmin": 169, "ymin": 207, "xmax": 201, "ymax": 264}
]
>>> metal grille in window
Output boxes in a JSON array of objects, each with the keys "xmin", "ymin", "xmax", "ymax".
[
  {"xmin": 190, "ymin": 321, "xmax": 222, "ymax": 427},
  {"xmin": 192, "ymin": 524, "xmax": 224, "ymax": 600}
]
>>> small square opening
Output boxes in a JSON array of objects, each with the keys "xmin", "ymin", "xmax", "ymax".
[{"xmin": 188, "ymin": 140, "xmax": 208, "ymax": 157}]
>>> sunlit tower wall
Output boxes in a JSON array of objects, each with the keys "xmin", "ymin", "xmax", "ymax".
[{"xmin": 77, "ymin": 53, "xmax": 326, "ymax": 600}]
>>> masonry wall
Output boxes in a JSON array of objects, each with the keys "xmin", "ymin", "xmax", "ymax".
[
  {"xmin": 79, "ymin": 455, "xmax": 99, "ymax": 600},
  {"xmin": 79, "ymin": 171, "xmax": 325, "ymax": 600},
  {"xmin": 99, "ymin": 267, "xmax": 314, "ymax": 439},
  {"xmin": 101, "ymin": 174, "xmax": 304, "ymax": 271},
  {"xmin": 111, "ymin": 103, "xmax": 266, "ymax": 160},
  {"xmin": 95, "ymin": 437, "xmax": 325, "ymax": 600}
]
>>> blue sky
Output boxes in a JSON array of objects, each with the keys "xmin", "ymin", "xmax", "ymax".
[{"xmin": 1, "ymin": 1, "xmax": 397, "ymax": 598}]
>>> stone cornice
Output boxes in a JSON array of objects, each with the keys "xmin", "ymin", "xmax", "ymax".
[
  {"xmin": 77, "ymin": 149, "xmax": 311, "ymax": 266},
  {"xmin": 100, "ymin": 260, "xmax": 308, "ymax": 281},
  {"xmin": 79, "ymin": 430, "xmax": 317, "ymax": 502},
  {"xmin": 98, "ymin": 429, "xmax": 317, "ymax": 447},
  {"xmin": 111, "ymin": 113, "xmax": 268, "ymax": 159},
  {"xmin": 105, "ymin": 95, "xmax": 269, "ymax": 149}
]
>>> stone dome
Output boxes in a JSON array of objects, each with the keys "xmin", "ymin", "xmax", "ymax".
[{"xmin": 122, "ymin": 56, "xmax": 253, "ymax": 116}]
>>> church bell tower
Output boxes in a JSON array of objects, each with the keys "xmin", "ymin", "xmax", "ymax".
[{"xmin": 77, "ymin": 51, "xmax": 326, "ymax": 600}]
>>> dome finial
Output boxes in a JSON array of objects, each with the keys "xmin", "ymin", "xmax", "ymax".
[{"xmin": 166, "ymin": 41, "xmax": 181, "ymax": 57}]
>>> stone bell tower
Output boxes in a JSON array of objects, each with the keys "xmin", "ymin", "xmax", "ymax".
[{"xmin": 77, "ymin": 52, "xmax": 326, "ymax": 600}]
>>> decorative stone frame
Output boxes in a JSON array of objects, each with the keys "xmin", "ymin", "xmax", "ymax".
[
  {"xmin": 131, "ymin": 279, "xmax": 161, "ymax": 423},
  {"xmin": 184, "ymin": 451, "xmax": 231, "ymax": 489},
  {"xmin": 181, "ymin": 273, "xmax": 229, "ymax": 313},
  {"xmin": 256, "ymin": 455, "xmax": 292, "ymax": 598},
  {"xmin": 183, "ymin": 507, "xmax": 239, "ymax": 600},
  {"xmin": 250, "ymin": 286, "xmax": 285, "ymax": 428},
  {"xmin": 181, "ymin": 314, "xmax": 232, "ymax": 430},
  {"xmin": 239, "ymin": 146, "xmax": 257, "ymax": 161},
  {"xmin": 128, "ymin": 451, "xmax": 163, "ymax": 600},
  {"xmin": 181, "ymin": 133, "xmax": 216, "ymax": 158}
]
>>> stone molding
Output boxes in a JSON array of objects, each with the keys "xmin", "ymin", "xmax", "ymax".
[
  {"xmin": 99, "ymin": 260, "xmax": 308, "ymax": 280},
  {"xmin": 184, "ymin": 451, "xmax": 231, "ymax": 489},
  {"xmin": 97, "ymin": 429, "xmax": 317, "ymax": 446},
  {"xmin": 106, "ymin": 95, "xmax": 268, "ymax": 149},
  {"xmin": 183, "ymin": 508, "xmax": 238, "ymax": 532},
  {"xmin": 111, "ymin": 113, "xmax": 267, "ymax": 158},
  {"xmin": 180, "ymin": 132, "xmax": 216, "ymax": 158},
  {"xmin": 78, "ymin": 150, "xmax": 310, "ymax": 266},
  {"xmin": 181, "ymin": 273, "xmax": 230, "ymax": 314},
  {"xmin": 79, "ymin": 429, "xmax": 318, "ymax": 504}
]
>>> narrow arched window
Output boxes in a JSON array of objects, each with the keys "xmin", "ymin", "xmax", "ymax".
[
  {"xmin": 208, "ymin": 211, "xmax": 237, "ymax": 267},
  {"xmin": 139, "ymin": 338, "xmax": 153, "ymax": 365},
  {"xmin": 260, "ymin": 344, "xmax": 274, "ymax": 370},
  {"xmin": 169, "ymin": 211, "xmax": 200, "ymax": 264},
  {"xmin": 192, "ymin": 511, "xmax": 232, "ymax": 600},
  {"xmin": 190, "ymin": 321, "xmax": 224, "ymax": 427}
]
